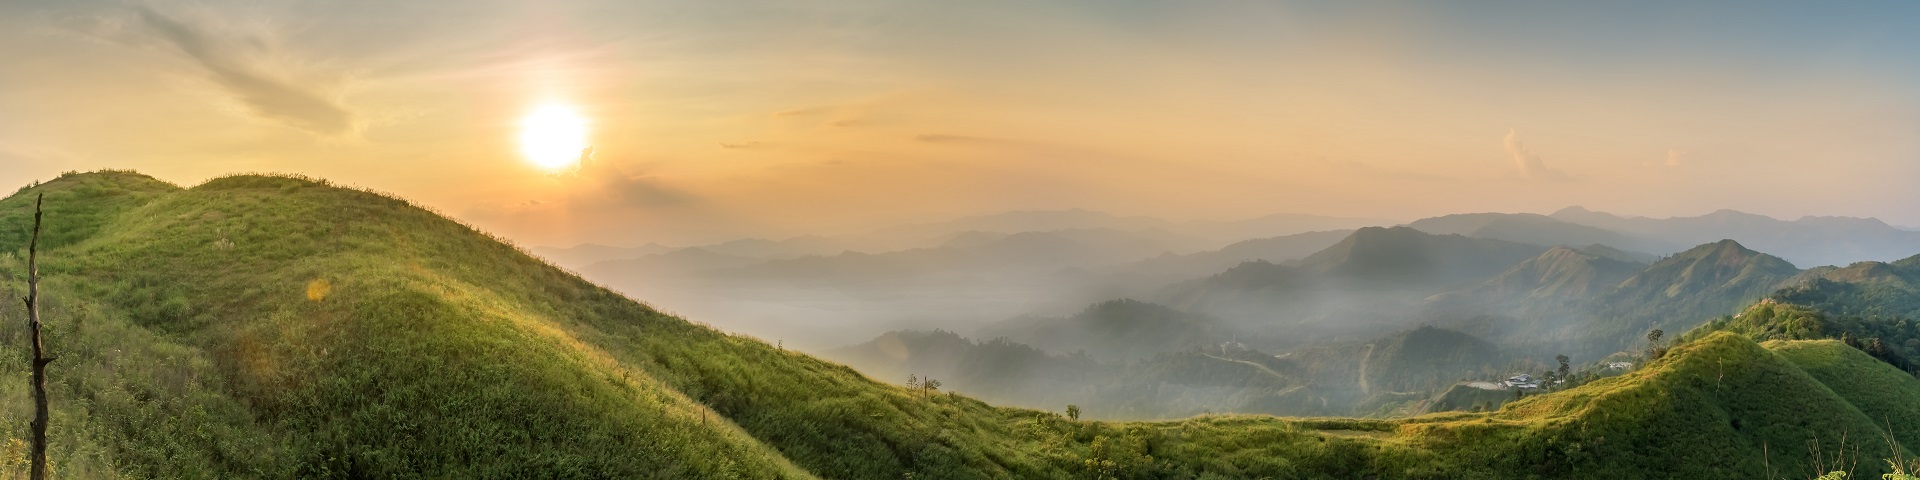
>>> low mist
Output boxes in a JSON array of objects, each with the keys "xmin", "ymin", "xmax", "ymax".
[{"xmin": 546, "ymin": 206, "xmax": 1920, "ymax": 420}]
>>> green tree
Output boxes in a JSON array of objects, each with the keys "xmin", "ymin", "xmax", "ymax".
[
  {"xmin": 1646, "ymin": 329, "xmax": 1666, "ymax": 361},
  {"xmin": 922, "ymin": 378, "xmax": 941, "ymax": 399},
  {"xmin": 1066, "ymin": 404, "xmax": 1081, "ymax": 421},
  {"xmin": 1555, "ymin": 354, "xmax": 1572, "ymax": 388}
]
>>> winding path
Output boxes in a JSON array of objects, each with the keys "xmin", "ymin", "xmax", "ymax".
[
  {"xmin": 1357, "ymin": 343, "xmax": 1376, "ymax": 395},
  {"xmin": 1201, "ymin": 353, "xmax": 1289, "ymax": 383}
]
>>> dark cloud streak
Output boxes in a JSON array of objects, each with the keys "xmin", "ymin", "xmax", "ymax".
[{"xmin": 134, "ymin": 6, "xmax": 354, "ymax": 136}]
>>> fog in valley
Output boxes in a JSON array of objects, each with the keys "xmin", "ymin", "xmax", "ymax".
[{"xmin": 543, "ymin": 205, "xmax": 1920, "ymax": 419}]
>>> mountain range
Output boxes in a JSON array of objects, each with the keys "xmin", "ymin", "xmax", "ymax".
[
  {"xmin": 560, "ymin": 204, "xmax": 1920, "ymax": 353},
  {"xmin": 1549, "ymin": 206, "xmax": 1920, "ymax": 268}
]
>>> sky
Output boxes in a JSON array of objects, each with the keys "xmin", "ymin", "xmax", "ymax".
[{"xmin": 3, "ymin": 1, "xmax": 1919, "ymax": 246}]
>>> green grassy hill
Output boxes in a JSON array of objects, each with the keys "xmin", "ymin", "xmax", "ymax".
[
  {"xmin": 1, "ymin": 171, "xmax": 1915, "ymax": 479},
  {"xmin": 1527, "ymin": 239, "xmax": 1803, "ymax": 357},
  {"xmin": 0, "ymin": 172, "xmax": 1088, "ymax": 478},
  {"xmin": 1609, "ymin": 240, "xmax": 1800, "ymax": 305},
  {"xmin": 1767, "ymin": 339, "xmax": 1920, "ymax": 450},
  {"xmin": 1, "ymin": 172, "xmax": 815, "ymax": 478},
  {"xmin": 1427, "ymin": 331, "xmax": 1912, "ymax": 478}
]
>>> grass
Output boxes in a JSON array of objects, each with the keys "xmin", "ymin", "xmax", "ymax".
[{"xmin": 1768, "ymin": 340, "xmax": 1920, "ymax": 452}]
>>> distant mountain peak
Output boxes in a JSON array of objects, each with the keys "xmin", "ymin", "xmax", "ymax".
[
  {"xmin": 1656, "ymin": 239, "xmax": 1790, "ymax": 272},
  {"xmin": 1701, "ymin": 209, "xmax": 1772, "ymax": 221},
  {"xmin": 1352, "ymin": 225, "xmax": 1423, "ymax": 237},
  {"xmin": 1666, "ymin": 239, "xmax": 1772, "ymax": 265},
  {"xmin": 1795, "ymin": 215, "xmax": 1896, "ymax": 231}
]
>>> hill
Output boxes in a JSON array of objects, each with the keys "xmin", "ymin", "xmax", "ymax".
[
  {"xmin": 1773, "ymin": 257, "xmax": 1920, "ymax": 320},
  {"xmin": 1561, "ymin": 240, "xmax": 1801, "ymax": 351},
  {"xmin": 1689, "ymin": 297, "xmax": 1920, "ymax": 374},
  {"xmin": 1440, "ymin": 332, "xmax": 1914, "ymax": 478},
  {"xmin": 0, "ymin": 170, "xmax": 178, "ymax": 252},
  {"xmin": 1609, "ymin": 240, "xmax": 1800, "ymax": 303},
  {"xmin": 0, "ymin": 172, "xmax": 1190, "ymax": 478},
  {"xmin": 1766, "ymin": 339, "xmax": 1920, "ymax": 449},
  {"xmin": 1360, "ymin": 326, "xmax": 1501, "ymax": 394},
  {"xmin": 1, "ymin": 172, "xmax": 809, "ymax": 477}
]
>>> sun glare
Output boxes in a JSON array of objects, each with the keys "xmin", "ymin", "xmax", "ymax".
[{"xmin": 519, "ymin": 104, "xmax": 588, "ymax": 170}]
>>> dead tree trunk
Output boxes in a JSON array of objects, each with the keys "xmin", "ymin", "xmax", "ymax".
[{"xmin": 22, "ymin": 193, "xmax": 52, "ymax": 480}]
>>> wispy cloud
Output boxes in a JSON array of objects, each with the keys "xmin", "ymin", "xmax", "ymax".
[
  {"xmin": 913, "ymin": 133, "xmax": 994, "ymax": 144},
  {"xmin": 132, "ymin": 6, "xmax": 355, "ymax": 136},
  {"xmin": 1502, "ymin": 129, "xmax": 1572, "ymax": 181},
  {"xmin": 772, "ymin": 106, "xmax": 833, "ymax": 118},
  {"xmin": 912, "ymin": 133, "xmax": 1050, "ymax": 149},
  {"xmin": 558, "ymin": 148, "xmax": 697, "ymax": 209}
]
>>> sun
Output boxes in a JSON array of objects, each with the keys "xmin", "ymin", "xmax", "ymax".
[{"xmin": 518, "ymin": 104, "xmax": 588, "ymax": 170}]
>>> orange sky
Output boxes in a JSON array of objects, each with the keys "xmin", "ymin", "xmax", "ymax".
[{"xmin": 4, "ymin": 1, "xmax": 1919, "ymax": 246}]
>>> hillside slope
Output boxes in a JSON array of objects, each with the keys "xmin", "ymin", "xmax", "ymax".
[
  {"xmin": 1554, "ymin": 240, "xmax": 1802, "ymax": 353},
  {"xmin": 1415, "ymin": 332, "xmax": 1911, "ymax": 478},
  {"xmin": 0, "ymin": 172, "xmax": 1101, "ymax": 478},
  {"xmin": 3, "ymin": 173, "xmax": 812, "ymax": 478}
]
